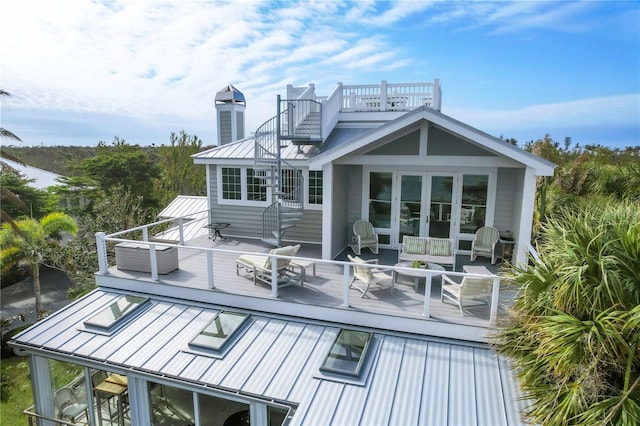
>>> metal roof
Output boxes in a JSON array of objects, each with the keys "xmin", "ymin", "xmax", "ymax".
[
  {"xmin": 193, "ymin": 137, "xmax": 317, "ymax": 162},
  {"xmin": 1, "ymin": 157, "xmax": 63, "ymax": 189},
  {"xmin": 215, "ymin": 84, "xmax": 246, "ymax": 105},
  {"xmin": 157, "ymin": 196, "xmax": 208, "ymax": 220},
  {"xmin": 11, "ymin": 289, "xmax": 528, "ymax": 425}
]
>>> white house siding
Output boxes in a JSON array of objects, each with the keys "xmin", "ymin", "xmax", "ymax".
[{"xmin": 494, "ymin": 168, "xmax": 518, "ymax": 232}]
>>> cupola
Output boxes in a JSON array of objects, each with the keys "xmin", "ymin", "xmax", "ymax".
[{"xmin": 215, "ymin": 84, "xmax": 246, "ymax": 145}]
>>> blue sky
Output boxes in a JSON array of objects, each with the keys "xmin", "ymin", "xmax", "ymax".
[{"xmin": 1, "ymin": 1, "xmax": 638, "ymax": 149}]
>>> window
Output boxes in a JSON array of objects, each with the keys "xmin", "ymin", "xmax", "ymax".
[
  {"xmin": 221, "ymin": 167, "xmax": 242, "ymax": 200},
  {"xmin": 460, "ymin": 174, "xmax": 488, "ymax": 234},
  {"xmin": 189, "ymin": 311, "xmax": 249, "ymax": 352},
  {"xmin": 368, "ymin": 172, "xmax": 392, "ymax": 228},
  {"xmin": 280, "ymin": 168, "xmax": 301, "ymax": 200},
  {"xmin": 218, "ymin": 167, "xmax": 269, "ymax": 205},
  {"xmin": 247, "ymin": 168, "xmax": 267, "ymax": 201},
  {"xmin": 308, "ymin": 170, "xmax": 323, "ymax": 205},
  {"xmin": 320, "ymin": 329, "xmax": 372, "ymax": 377},
  {"xmin": 84, "ymin": 296, "xmax": 149, "ymax": 332}
]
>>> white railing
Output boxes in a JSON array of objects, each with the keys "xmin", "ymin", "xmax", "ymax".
[
  {"xmin": 340, "ymin": 79, "xmax": 441, "ymax": 112},
  {"xmin": 96, "ymin": 212, "xmax": 504, "ymax": 325}
]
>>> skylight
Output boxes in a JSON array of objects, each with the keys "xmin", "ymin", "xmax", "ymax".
[
  {"xmin": 189, "ymin": 311, "xmax": 249, "ymax": 352},
  {"xmin": 320, "ymin": 329, "xmax": 372, "ymax": 377},
  {"xmin": 84, "ymin": 295, "xmax": 149, "ymax": 331}
]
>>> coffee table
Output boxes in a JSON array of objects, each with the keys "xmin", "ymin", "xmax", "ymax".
[{"xmin": 393, "ymin": 261, "xmax": 445, "ymax": 291}]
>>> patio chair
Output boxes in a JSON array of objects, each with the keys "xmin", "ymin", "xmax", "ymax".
[
  {"xmin": 236, "ymin": 244, "xmax": 302, "ymax": 287},
  {"xmin": 347, "ymin": 254, "xmax": 392, "ymax": 298},
  {"xmin": 352, "ymin": 220, "xmax": 378, "ymax": 255},
  {"xmin": 440, "ymin": 274, "xmax": 493, "ymax": 316},
  {"xmin": 470, "ymin": 226, "xmax": 500, "ymax": 264},
  {"xmin": 54, "ymin": 387, "xmax": 88, "ymax": 423}
]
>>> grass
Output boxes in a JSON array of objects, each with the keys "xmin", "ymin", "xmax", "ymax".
[
  {"xmin": 1, "ymin": 355, "xmax": 84, "ymax": 425},
  {"xmin": 1, "ymin": 356, "xmax": 32, "ymax": 426}
]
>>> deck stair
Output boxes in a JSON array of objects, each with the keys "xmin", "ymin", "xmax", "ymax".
[{"xmin": 254, "ymin": 96, "xmax": 322, "ymax": 246}]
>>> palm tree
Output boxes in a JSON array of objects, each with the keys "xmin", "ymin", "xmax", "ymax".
[
  {"xmin": 1, "ymin": 89, "xmax": 28, "ymax": 229},
  {"xmin": 0, "ymin": 90, "xmax": 22, "ymax": 142},
  {"xmin": 0, "ymin": 212, "xmax": 78, "ymax": 314},
  {"xmin": 492, "ymin": 199, "xmax": 640, "ymax": 424}
]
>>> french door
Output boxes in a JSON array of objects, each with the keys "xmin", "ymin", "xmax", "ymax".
[{"xmin": 394, "ymin": 172, "xmax": 456, "ymax": 245}]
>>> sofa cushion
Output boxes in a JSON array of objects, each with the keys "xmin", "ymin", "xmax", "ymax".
[
  {"xmin": 429, "ymin": 239, "xmax": 451, "ymax": 256},
  {"xmin": 404, "ymin": 237, "xmax": 427, "ymax": 254}
]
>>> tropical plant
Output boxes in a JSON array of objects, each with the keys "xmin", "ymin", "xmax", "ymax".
[
  {"xmin": 47, "ymin": 188, "xmax": 153, "ymax": 299},
  {"xmin": 0, "ymin": 212, "xmax": 78, "ymax": 313},
  {"xmin": 0, "ymin": 91, "xmax": 28, "ymax": 229},
  {"xmin": 157, "ymin": 131, "xmax": 206, "ymax": 204},
  {"xmin": 0, "ymin": 90, "xmax": 22, "ymax": 142},
  {"xmin": 492, "ymin": 200, "xmax": 640, "ymax": 425}
]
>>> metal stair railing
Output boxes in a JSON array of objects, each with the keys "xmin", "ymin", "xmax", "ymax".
[{"xmin": 254, "ymin": 99, "xmax": 309, "ymax": 246}]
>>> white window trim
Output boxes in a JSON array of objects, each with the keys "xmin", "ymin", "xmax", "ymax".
[
  {"xmin": 304, "ymin": 169, "xmax": 323, "ymax": 210},
  {"xmin": 361, "ymin": 166, "xmax": 497, "ymax": 248},
  {"xmin": 217, "ymin": 167, "xmax": 270, "ymax": 207}
]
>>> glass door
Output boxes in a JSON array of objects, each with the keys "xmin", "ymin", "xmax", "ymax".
[
  {"xmin": 427, "ymin": 174, "xmax": 455, "ymax": 238},
  {"xmin": 397, "ymin": 174, "xmax": 423, "ymax": 243}
]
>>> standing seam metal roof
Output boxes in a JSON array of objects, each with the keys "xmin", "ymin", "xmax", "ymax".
[{"xmin": 11, "ymin": 289, "xmax": 527, "ymax": 425}]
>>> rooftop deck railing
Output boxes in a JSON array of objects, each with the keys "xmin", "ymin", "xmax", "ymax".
[
  {"xmin": 95, "ymin": 212, "xmax": 507, "ymax": 328},
  {"xmin": 340, "ymin": 79, "xmax": 441, "ymax": 112}
]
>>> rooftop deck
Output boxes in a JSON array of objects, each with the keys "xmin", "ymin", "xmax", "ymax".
[{"xmin": 96, "ymin": 230, "xmax": 515, "ymax": 343}]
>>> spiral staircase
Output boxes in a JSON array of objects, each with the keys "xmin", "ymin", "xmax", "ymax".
[{"xmin": 254, "ymin": 96, "xmax": 322, "ymax": 247}]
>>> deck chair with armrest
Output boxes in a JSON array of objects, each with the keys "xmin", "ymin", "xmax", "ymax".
[
  {"xmin": 352, "ymin": 220, "xmax": 379, "ymax": 255},
  {"xmin": 440, "ymin": 273, "xmax": 493, "ymax": 317},
  {"xmin": 347, "ymin": 254, "xmax": 393, "ymax": 298},
  {"xmin": 470, "ymin": 226, "xmax": 500, "ymax": 264},
  {"xmin": 236, "ymin": 244, "xmax": 303, "ymax": 287}
]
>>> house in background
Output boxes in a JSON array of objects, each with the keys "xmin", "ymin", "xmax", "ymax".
[
  {"xmin": 1, "ymin": 157, "xmax": 91, "ymax": 212},
  {"xmin": 194, "ymin": 80, "xmax": 554, "ymax": 266},
  {"xmin": 9, "ymin": 79, "xmax": 552, "ymax": 425}
]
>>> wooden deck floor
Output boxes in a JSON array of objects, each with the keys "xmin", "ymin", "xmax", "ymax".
[{"xmin": 100, "ymin": 235, "xmax": 516, "ymax": 338}]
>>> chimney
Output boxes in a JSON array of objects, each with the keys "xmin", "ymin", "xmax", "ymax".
[{"xmin": 215, "ymin": 84, "xmax": 246, "ymax": 145}]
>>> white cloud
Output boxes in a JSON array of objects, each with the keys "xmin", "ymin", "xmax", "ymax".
[
  {"xmin": 448, "ymin": 94, "xmax": 640, "ymax": 138},
  {"xmin": 1, "ymin": 1, "xmax": 637, "ymax": 148}
]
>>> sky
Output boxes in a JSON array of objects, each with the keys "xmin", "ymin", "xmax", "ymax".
[{"xmin": 1, "ymin": 1, "xmax": 639, "ymax": 150}]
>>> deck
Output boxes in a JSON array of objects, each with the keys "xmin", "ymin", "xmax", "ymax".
[{"xmin": 96, "ymin": 233, "xmax": 516, "ymax": 343}]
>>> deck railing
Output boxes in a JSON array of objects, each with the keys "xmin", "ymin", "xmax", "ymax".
[
  {"xmin": 340, "ymin": 79, "xmax": 441, "ymax": 112},
  {"xmin": 96, "ymin": 212, "xmax": 505, "ymax": 326}
]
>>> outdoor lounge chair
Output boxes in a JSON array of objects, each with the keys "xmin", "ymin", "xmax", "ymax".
[
  {"xmin": 440, "ymin": 274, "xmax": 493, "ymax": 316},
  {"xmin": 470, "ymin": 226, "xmax": 500, "ymax": 264},
  {"xmin": 54, "ymin": 387, "xmax": 88, "ymax": 423},
  {"xmin": 347, "ymin": 254, "xmax": 392, "ymax": 298},
  {"xmin": 352, "ymin": 220, "xmax": 379, "ymax": 255},
  {"xmin": 236, "ymin": 244, "xmax": 302, "ymax": 287}
]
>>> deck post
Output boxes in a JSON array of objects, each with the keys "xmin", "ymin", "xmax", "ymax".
[
  {"xmin": 423, "ymin": 273, "xmax": 432, "ymax": 318},
  {"xmin": 149, "ymin": 244, "xmax": 159, "ymax": 281},
  {"xmin": 207, "ymin": 250, "xmax": 214, "ymax": 289},
  {"xmin": 342, "ymin": 264, "xmax": 350, "ymax": 307},
  {"xmin": 490, "ymin": 277, "xmax": 501, "ymax": 324},
  {"xmin": 178, "ymin": 217, "xmax": 185, "ymax": 245},
  {"xmin": 142, "ymin": 227, "xmax": 149, "ymax": 241},
  {"xmin": 96, "ymin": 232, "xmax": 108, "ymax": 274},
  {"xmin": 271, "ymin": 257, "xmax": 279, "ymax": 297}
]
